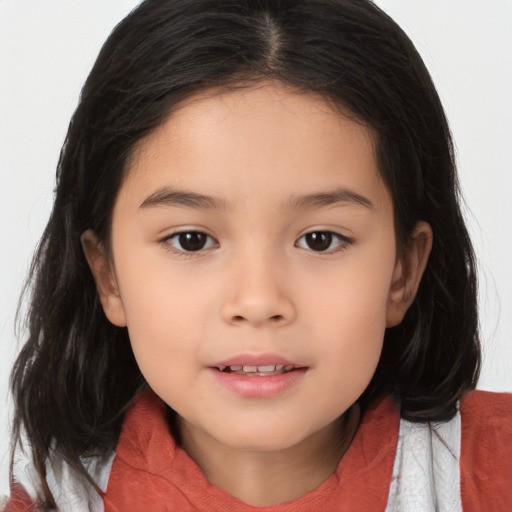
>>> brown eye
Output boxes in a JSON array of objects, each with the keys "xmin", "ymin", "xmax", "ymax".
[
  {"xmin": 305, "ymin": 232, "xmax": 332, "ymax": 251},
  {"xmin": 296, "ymin": 231, "xmax": 350, "ymax": 252},
  {"xmin": 178, "ymin": 232, "xmax": 207, "ymax": 251},
  {"xmin": 166, "ymin": 231, "xmax": 216, "ymax": 252}
]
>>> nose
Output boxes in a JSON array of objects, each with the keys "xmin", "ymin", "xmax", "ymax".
[{"xmin": 221, "ymin": 251, "xmax": 296, "ymax": 328}]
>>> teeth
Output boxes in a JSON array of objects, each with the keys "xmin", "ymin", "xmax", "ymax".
[
  {"xmin": 257, "ymin": 365, "xmax": 276, "ymax": 372},
  {"xmin": 218, "ymin": 364, "xmax": 296, "ymax": 374}
]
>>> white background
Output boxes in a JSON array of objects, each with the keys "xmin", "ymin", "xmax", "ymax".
[{"xmin": 1, "ymin": 0, "xmax": 511, "ymax": 499}]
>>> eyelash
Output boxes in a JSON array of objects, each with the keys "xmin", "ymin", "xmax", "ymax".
[
  {"xmin": 162, "ymin": 231, "xmax": 218, "ymax": 257},
  {"xmin": 161, "ymin": 230, "xmax": 352, "ymax": 256},
  {"xmin": 295, "ymin": 231, "xmax": 352, "ymax": 254}
]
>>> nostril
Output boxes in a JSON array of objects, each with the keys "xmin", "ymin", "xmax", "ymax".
[{"xmin": 230, "ymin": 314, "xmax": 284, "ymax": 323}]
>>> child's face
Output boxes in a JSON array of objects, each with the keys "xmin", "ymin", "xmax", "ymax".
[{"xmin": 86, "ymin": 82, "xmax": 429, "ymax": 454}]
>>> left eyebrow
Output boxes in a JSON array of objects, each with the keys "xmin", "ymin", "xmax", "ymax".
[
  {"xmin": 285, "ymin": 187, "xmax": 375, "ymax": 211},
  {"xmin": 140, "ymin": 187, "xmax": 232, "ymax": 211}
]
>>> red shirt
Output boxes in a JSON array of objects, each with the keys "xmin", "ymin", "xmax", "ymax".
[{"xmin": 5, "ymin": 390, "xmax": 512, "ymax": 511}]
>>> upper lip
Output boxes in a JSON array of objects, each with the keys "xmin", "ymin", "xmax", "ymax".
[{"xmin": 210, "ymin": 353, "xmax": 304, "ymax": 369}]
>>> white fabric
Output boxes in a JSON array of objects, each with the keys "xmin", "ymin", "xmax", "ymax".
[
  {"xmin": 385, "ymin": 409, "xmax": 462, "ymax": 511},
  {"xmin": 46, "ymin": 452, "xmax": 115, "ymax": 512},
  {"xmin": 11, "ymin": 446, "xmax": 41, "ymax": 502},
  {"xmin": 11, "ymin": 446, "xmax": 115, "ymax": 512}
]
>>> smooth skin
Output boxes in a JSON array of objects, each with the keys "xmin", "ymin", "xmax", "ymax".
[{"xmin": 83, "ymin": 81, "xmax": 432, "ymax": 506}]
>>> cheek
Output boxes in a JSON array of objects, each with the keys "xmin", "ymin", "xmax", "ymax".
[
  {"xmin": 305, "ymin": 304, "xmax": 385, "ymax": 425},
  {"xmin": 113, "ymin": 263, "xmax": 210, "ymax": 385},
  {"xmin": 312, "ymin": 298, "xmax": 385, "ymax": 381},
  {"xmin": 306, "ymin": 246, "xmax": 395, "ymax": 334},
  {"xmin": 304, "ymin": 251, "xmax": 395, "ymax": 386}
]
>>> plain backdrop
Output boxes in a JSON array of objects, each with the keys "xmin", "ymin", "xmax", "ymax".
[{"xmin": 1, "ymin": 0, "xmax": 511, "ymax": 499}]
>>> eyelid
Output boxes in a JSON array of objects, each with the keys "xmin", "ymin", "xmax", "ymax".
[
  {"xmin": 158, "ymin": 227, "xmax": 352, "ymax": 257},
  {"xmin": 295, "ymin": 230, "xmax": 353, "ymax": 253},
  {"xmin": 160, "ymin": 228, "xmax": 219, "ymax": 256}
]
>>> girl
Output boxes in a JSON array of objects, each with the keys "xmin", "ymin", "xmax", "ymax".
[{"xmin": 4, "ymin": 0, "xmax": 512, "ymax": 511}]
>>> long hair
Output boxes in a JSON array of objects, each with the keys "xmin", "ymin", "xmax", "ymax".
[{"xmin": 11, "ymin": 0, "xmax": 480, "ymax": 506}]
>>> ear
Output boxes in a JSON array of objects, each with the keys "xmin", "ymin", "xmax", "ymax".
[
  {"xmin": 81, "ymin": 229, "xmax": 127, "ymax": 327},
  {"xmin": 386, "ymin": 221, "xmax": 433, "ymax": 327}
]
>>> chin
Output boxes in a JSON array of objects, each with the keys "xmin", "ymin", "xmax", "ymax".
[{"xmin": 212, "ymin": 423, "xmax": 313, "ymax": 452}]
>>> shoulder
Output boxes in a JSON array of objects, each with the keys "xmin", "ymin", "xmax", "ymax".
[
  {"xmin": 386, "ymin": 390, "xmax": 512, "ymax": 512},
  {"xmin": 4, "ymin": 446, "xmax": 115, "ymax": 512},
  {"xmin": 2, "ymin": 394, "xmax": 160, "ymax": 512},
  {"xmin": 460, "ymin": 388, "xmax": 512, "ymax": 424},
  {"xmin": 459, "ymin": 390, "xmax": 512, "ymax": 512},
  {"xmin": 459, "ymin": 389, "xmax": 512, "ymax": 452}
]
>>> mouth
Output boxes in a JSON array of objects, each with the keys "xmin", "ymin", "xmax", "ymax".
[
  {"xmin": 209, "ymin": 360, "xmax": 307, "ymax": 398},
  {"xmin": 213, "ymin": 364, "xmax": 300, "ymax": 376}
]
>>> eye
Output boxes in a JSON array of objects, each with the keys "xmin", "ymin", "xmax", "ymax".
[
  {"xmin": 164, "ymin": 231, "xmax": 217, "ymax": 253},
  {"xmin": 296, "ymin": 231, "xmax": 351, "ymax": 252}
]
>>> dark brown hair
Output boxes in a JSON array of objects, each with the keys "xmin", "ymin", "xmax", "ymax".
[{"xmin": 11, "ymin": 0, "xmax": 480, "ymax": 507}]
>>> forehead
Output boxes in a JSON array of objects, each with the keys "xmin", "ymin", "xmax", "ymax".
[{"xmin": 120, "ymin": 81, "xmax": 390, "ymax": 213}]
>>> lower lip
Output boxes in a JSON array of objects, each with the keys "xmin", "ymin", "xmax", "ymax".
[{"xmin": 210, "ymin": 368, "xmax": 307, "ymax": 398}]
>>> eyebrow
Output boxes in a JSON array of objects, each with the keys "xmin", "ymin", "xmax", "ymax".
[
  {"xmin": 139, "ymin": 186, "xmax": 374, "ymax": 212},
  {"xmin": 286, "ymin": 187, "xmax": 375, "ymax": 211},
  {"xmin": 140, "ymin": 187, "xmax": 231, "ymax": 211}
]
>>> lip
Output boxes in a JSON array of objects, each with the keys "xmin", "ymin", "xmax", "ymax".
[
  {"xmin": 210, "ymin": 368, "xmax": 306, "ymax": 398},
  {"xmin": 210, "ymin": 353, "xmax": 301, "ymax": 369},
  {"xmin": 209, "ymin": 352, "xmax": 307, "ymax": 398}
]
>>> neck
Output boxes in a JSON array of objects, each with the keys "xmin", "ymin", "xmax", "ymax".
[{"xmin": 178, "ymin": 405, "xmax": 360, "ymax": 507}]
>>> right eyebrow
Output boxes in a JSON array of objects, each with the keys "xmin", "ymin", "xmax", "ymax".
[{"xmin": 139, "ymin": 186, "xmax": 232, "ymax": 211}]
